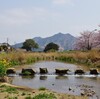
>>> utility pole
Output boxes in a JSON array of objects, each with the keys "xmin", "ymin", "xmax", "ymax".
[{"xmin": 7, "ymin": 38, "xmax": 9, "ymax": 46}]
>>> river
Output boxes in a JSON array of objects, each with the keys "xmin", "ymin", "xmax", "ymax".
[{"xmin": 10, "ymin": 61, "xmax": 100, "ymax": 99}]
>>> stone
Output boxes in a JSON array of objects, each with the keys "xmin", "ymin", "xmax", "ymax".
[
  {"xmin": 69, "ymin": 87, "xmax": 72, "ymax": 91},
  {"xmin": 55, "ymin": 68, "xmax": 69, "ymax": 74},
  {"xmin": 39, "ymin": 68, "xmax": 48, "ymax": 74},
  {"xmin": 81, "ymin": 92, "xmax": 85, "ymax": 96},
  {"xmin": 21, "ymin": 68, "xmax": 35, "ymax": 75},
  {"xmin": 75, "ymin": 69, "xmax": 85, "ymax": 75},
  {"xmin": 0, "ymin": 76, "xmax": 9, "ymax": 82},
  {"xmin": 6, "ymin": 68, "xmax": 16, "ymax": 74},
  {"xmin": 90, "ymin": 68, "xmax": 99, "ymax": 75}
]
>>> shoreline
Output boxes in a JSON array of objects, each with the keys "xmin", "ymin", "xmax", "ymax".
[{"xmin": 0, "ymin": 82, "xmax": 88, "ymax": 99}]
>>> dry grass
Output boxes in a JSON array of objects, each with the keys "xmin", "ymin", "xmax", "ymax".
[{"xmin": 0, "ymin": 50, "xmax": 100, "ymax": 68}]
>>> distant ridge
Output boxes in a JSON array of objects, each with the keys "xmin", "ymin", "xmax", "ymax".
[{"xmin": 13, "ymin": 32, "xmax": 76, "ymax": 50}]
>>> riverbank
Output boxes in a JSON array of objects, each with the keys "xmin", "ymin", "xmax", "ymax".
[
  {"xmin": 0, "ymin": 82, "xmax": 88, "ymax": 99},
  {"xmin": 0, "ymin": 50, "xmax": 99, "ymax": 99},
  {"xmin": 0, "ymin": 50, "xmax": 100, "ymax": 69}
]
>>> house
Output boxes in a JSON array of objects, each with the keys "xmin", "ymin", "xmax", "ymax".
[{"xmin": 0, "ymin": 43, "xmax": 13, "ymax": 52}]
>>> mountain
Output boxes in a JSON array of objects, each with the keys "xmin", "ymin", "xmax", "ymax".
[
  {"xmin": 13, "ymin": 33, "xmax": 76, "ymax": 50},
  {"xmin": 34, "ymin": 33, "xmax": 76, "ymax": 50}
]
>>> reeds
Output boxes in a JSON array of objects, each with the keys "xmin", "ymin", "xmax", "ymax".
[{"xmin": 0, "ymin": 50, "xmax": 100, "ymax": 68}]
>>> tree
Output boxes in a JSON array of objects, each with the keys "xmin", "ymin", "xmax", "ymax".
[
  {"xmin": 74, "ymin": 29, "xmax": 100, "ymax": 50},
  {"xmin": 44, "ymin": 42, "xmax": 59, "ymax": 52},
  {"xmin": 22, "ymin": 39, "xmax": 38, "ymax": 51}
]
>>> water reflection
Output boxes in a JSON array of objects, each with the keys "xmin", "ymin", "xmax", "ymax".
[
  {"xmin": 55, "ymin": 75, "xmax": 68, "ymax": 79},
  {"xmin": 40, "ymin": 76, "xmax": 47, "ymax": 80},
  {"xmin": 12, "ymin": 61, "xmax": 100, "ymax": 99},
  {"xmin": 75, "ymin": 76, "xmax": 84, "ymax": 79},
  {"xmin": 22, "ymin": 75, "xmax": 35, "ymax": 79}
]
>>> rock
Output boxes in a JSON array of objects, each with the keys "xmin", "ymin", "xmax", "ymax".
[
  {"xmin": 52, "ymin": 84, "xmax": 54, "ymax": 86},
  {"xmin": 21, "ymin": 68, "xmax": 35, "ymax": 75},
  {"xmin": 39, "ymin": 68, "xmax": 48, "ymax": 74},
  {"xmin": 90, "ymin": 68, "xmax": 99, "ymax": 75},
  {"xmin": 87, "ymin": 93, "xmax": 92, "ymax": 97},
  {"xmin": 81, "ymin": 92, "xmax": 85, "ymax": 96},
  {"xmin": 6, "ymin": 68, "xmax": 16, "ymax": 74},
  {"xmin": 55, "ymin": 68, "xmax": 69, "ymax": 74},
  {"xmin": 69, "ymin": 87, "xmax": 72, "ymax": 91},
  {"xmin": 0, "ymin": 76, "xmax": 9, "ymax": 82},
  {"xmin": 75, "ymin": 69, "xmax": 85, "ymax": 75}
]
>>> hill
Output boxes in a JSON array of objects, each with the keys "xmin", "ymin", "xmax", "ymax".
[{"xmin": 13, "ymin": 33, "xmax": 76, "ymax": 50}]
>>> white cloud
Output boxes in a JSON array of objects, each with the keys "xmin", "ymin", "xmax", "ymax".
[
  {"xmin": 0, "ymin": 7, "xmax": 49, "ymax": 27},
  {"xmin": 0, "ymin": 8, "xmax": 31, "ymax": 26},
  {"xmin": 0, "ymin": 7, "xmax": 62, "ymax": 27}
]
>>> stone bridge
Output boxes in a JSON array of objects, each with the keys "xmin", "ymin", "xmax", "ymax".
[{"xmin": 6, "ymin": 68, "xmax": 99, "ymax": 75}]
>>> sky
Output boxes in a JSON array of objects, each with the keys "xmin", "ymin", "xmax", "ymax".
[{"xmin": 0, "ymin": 0, "xmax": 100, "ymax": 45}]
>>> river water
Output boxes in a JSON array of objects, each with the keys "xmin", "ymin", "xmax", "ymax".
[{"xmin": 11, "ymin": 61, "xmax": 100, "ymax": 99}]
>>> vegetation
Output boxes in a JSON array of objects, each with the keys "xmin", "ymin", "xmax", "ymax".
[
  {"xmin": 33, "ymin": 93, "xmax": 57, "ymax": 99},
  {"xmin": 22, "ymin": 71, "xmax": 32, "ymax": 75},
  {"xmin": 0, "ymin": 59, "xmax": 11, "ymax": 77},
  {"xmin": 44, "ymin": 42, "xmax": 59, "ymax": 52},
  {"xmin": 0, "ymin": 44, "xmax": 8, "ymax": 52},
  {"xmin": 0, "ymin": 82, "xmax": 88, "ymax": 99},
  {"xmin": 75, "ymin": 29, "xmax": 100, "ymax": 50},
  {"xmin": 25, "ymin": 93, "xmax": 57, "ymax": 99},
  {"xmin": 22, "ymin": 39, "xmax": 38, "ymax": 51},
  {"xmin": 0, "ymin": 43, "xmax": 14, "ymax": 52},
  {"xmin": 39, "ymin": 87, "xmax": 46, "ymax": 91},
  {"xmin": 0, "ymin": 50, "xmax": 100, "ymax": 69},
  {"xmin": 0, "ymin": 63, "xmax": 6, "ymax": 77}
]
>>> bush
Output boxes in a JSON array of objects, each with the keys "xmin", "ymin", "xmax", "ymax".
[{"xmin": 0, "ymin": 63, "xmax": 6, "ymax": 77}]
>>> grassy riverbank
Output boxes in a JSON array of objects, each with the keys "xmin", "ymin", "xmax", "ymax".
[
  {"xmin": 0, "ymin": 50, "xmax": 100, "ymax": 68},
  {"xmin": 0, "ymin": 50, "xmax": 99, "ymax": 99},
  {"xmin": 0, "ymin": 83, "xmax": 87, "ymax": 99}
]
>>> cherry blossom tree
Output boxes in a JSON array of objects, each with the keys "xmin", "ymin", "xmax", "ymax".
[{"xmin": 74, "ymin": 29, "xmax": 98, "ymax": 50}]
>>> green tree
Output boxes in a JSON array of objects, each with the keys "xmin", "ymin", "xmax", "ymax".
[
  {"xmin": 22, "ymin": 39, "xmax": 38, "ymax": 51},
  {"xmin": 44, "ymin": 42, "xmax": 59, "ymax": 52}
]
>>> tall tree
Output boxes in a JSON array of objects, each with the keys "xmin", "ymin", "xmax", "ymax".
[
  {"xmin": 74, "ymin": 30, "xmax": 98, "ymax": 50},
  {"xmin": 22, "ymin": 39, "xmax": 38, "ymax": 51},
  {"xmin": 44, "ymin": 42, "xmax": 59, "ymax": 52}
]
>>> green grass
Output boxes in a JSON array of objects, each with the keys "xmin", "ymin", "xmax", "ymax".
[
  {"xmin": 25, "ymin": 96, "xmax": 32, "ymax": 99},
  {"xmin": 39, "ymin": 87, "xmax": 46, "ymax": 91},
  {"xmin": 0, "ymin": 85, "xmax": 18, "ymax": 94},
  {"xmin": 33, "ymin": 93, "xmax": 57, "ymax": 99}
]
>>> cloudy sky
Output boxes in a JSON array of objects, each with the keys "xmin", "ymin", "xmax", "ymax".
[{"xmin": 0, "ymin": 0, "xmax": 100, "ymax": 44}]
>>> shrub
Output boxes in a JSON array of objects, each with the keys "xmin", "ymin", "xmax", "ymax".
[{"xmin": 0, "ymin": 63, "xmax": 6, "ymax": 77}]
